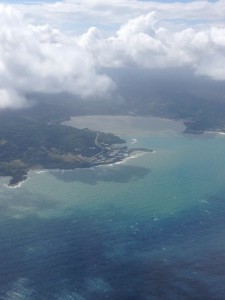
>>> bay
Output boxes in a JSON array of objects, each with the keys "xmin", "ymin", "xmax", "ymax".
[{"xmin": 0, "ymin": 116, "xmax": 225, "ymax": 299}]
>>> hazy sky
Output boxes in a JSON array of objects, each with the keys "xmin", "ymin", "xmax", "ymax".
[{"xmin": 0, "ymin": 0, "xmax": 225, "ymax": 109}]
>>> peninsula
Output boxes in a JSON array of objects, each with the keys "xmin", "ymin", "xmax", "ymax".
[{"xmin": 0, "ymin": 116, "xmax": 153, "ymax": 186}]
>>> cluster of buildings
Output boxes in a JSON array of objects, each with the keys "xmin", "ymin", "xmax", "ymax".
[{"xmin": 86, "ymin": 145, "xmax": 129, "ymax": 165}]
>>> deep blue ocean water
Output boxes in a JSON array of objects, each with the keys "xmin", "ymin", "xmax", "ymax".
[{"xmin": 1, "ymin": 117, "xmax": 225, "ymax": 299}]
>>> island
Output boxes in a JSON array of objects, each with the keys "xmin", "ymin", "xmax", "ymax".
[{"xmin": 0, "ymin": 116, "xmax": 153, "ymax": 186}]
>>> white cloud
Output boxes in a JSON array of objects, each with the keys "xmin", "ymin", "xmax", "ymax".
[
  {"xmin": 0, "ymin": 89, "xmax": 27, "ymax": 109},
  {"xmin": 0, "ymin": 4, "xmax": 114, "ymax": 109},
  {"xmin": 1, "ymin": 1, "xmax": 225, "ymax": 109},
  {"xmin": 14, "ymin": 0, "xmax": 225, "ymax": 35},
  {"xmin": 78, "ymin": 11, "xmax": 225, "ymax": 80}
]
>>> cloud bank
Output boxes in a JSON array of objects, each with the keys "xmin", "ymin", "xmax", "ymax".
[
  {"xmin": 0, "ymin": 4, "xmax": 114, "ymax": 109},
  {"xmin": 1, "ymin": 1, "xmax": 225, "ymax": 109},
  {"xmin": 81, "ymin": 11, "xmax": 225, "ymax": 79}
]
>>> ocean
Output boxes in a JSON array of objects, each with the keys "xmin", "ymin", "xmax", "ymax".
[{"xmin": 1, "ymin": 116, "xmax": 225, "ymax": 299}]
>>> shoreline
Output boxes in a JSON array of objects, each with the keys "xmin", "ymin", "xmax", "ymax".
[
  {"xmin": 113, "ymin": 150, "xmax": 155, "ymax": 166},
  {"xmin": 3, "ymin": 149, "xmax": 154, "ymax": 189},
  {"xmin": 63, "ymin": 115, "xmax": 186, "ymax": 137},
  {"xmin": 64, "ymin": 115, "xmax": 225, "ymax": 137},
  {"xmin": 3, "ymin": 114, "xmax": 207, "ymax": 189},
  {"xmin": 205, "ymin": 130, "xmax": 225, "ymax": 136}
]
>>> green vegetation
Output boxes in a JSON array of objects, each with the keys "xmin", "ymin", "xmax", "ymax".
[
  {"xmin": 97, "ymin": 132, "xmax": 124, "ymax": 145},
  {"xmin": 0, "ymin": 116, "xmax": 125, "ymax": 186}
]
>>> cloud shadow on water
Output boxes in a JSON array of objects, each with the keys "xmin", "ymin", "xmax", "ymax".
[
  {"xmin": 1, "ymin": 189, "xmax": 225, "ymax": 298},
  {"xmin": 51, "ymin": 164, "xmax": 151, "ymax": 185}
]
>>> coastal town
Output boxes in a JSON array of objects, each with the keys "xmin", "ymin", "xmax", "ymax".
[{"xmin": 77, "ymin": 132, "xmax": 154, "ymax": 166}]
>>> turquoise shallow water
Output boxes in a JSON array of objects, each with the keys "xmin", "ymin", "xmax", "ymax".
[{"xmin": 1, "ymin": 117, "xmax": 225, "ymax": 299}]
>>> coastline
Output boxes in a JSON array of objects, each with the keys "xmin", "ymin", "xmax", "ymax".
[
  {"xmin": 63, "ymin": 115, "xmax": 186, "ymax": 137},
  {"xmin": 113, "ymin": 150, "xmax": 155, "ymax": 166},
  {"xmin": 65, "ymin": 115, "xmax": 225, "ymax": 137},
  {"xmin": 6, "ymin": 114, "xmax": 220, "ymax": 189},
  {"xmin": 4, "ymin": 178, "xmax": 28, "ymax": 189},
  {"xmin": 3, "ymin": 148, "xmax": 154, "ymax": 188},
  {"xmin": 1, "ymin": 114, "xmax": 186, "ymax": 188},
  {"xmin": 205, "ymin": 130, "xmax": 225, "ymax": 136}
]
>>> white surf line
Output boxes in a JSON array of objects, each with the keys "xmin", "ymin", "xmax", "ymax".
[
  {"xmin": 131, "ymin": 138, "xmax": 138, "ymax": 144},
  {"xmin": 114, "ymin": 150, "xmax": 153, "ymax": 165},
  {"xmin": 205, "ymin": 130, "xmax": 225, "ymax": 135},
  {"xmin": 4, "ymin": 177, "xmax": 28, "ymax": 189}
]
